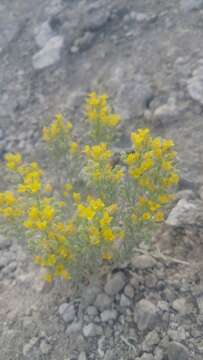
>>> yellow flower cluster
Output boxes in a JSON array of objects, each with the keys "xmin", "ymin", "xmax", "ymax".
[
  {"xmin": 83, "ymin": 143, "xmax": 124, "ymax": 196},
  {"xmin": 124, "ymin": 128, "xmax": 179, "ymax": 190},
  {"xmin": 85, "ymin": 92, "xmax": 120, "ymax": 143},
  {"xmin": 4, "ymin": 152, "xmax": 22, "ymax": 171},
  {"xmin": 123, "ymin": 128, "xmax": 179, "ymax": 224},
  {"xmin": 84, "ymin": 143, "xmax": 112, "ymax": 161},
  {"xmin": 4, "ymin": 153, "xmax": 44, "ymax": 195},
  {"xmin": 17, "ymin": 163, "xmax": 43, "ymax": 194},
  {"xmin": 0, "ymin": 191, "xmax": 22, "ymax": 218},
  {"xmin": 24, "ymin": 198, "xmax": 77, "ymax": 281},
  {"xmin": 43, "ymin": 114, "xmax": 73, "ymax": 143},
  {"xmin": 23, "ymin": 198, "xmax": 55, "ymax": 231},
  {"xmin": 85, "ymin": 92, "xmax": 120, "ymax": 127},
  {"xmin": 33, "ymin": 196, "xmax": 120, "ymax": 281},
  {"xmin": 76, "ymin": 196, "xmax": 122, "ymax": 259}
]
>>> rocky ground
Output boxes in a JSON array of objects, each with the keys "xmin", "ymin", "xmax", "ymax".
[{"xmin": 1, "ymin": 0, "xmax": 203, "ymax": 359}]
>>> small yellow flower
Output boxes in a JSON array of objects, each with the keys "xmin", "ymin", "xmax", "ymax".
[
  {"xmin": 151, "ymin": 137, "xmax": 161, "ymax": 150},
  {"xmin": 77, "ymin": 204, "xmax": 95, "ymax": 221},
  {"xmin": 72, "ymin": 192, "xmax": 81, "ymax": 203},
  {"xmin": 142, "ymin": 212, "xmax": 151, "ymax": 221},
  {"xmin": 159, "ymin": 194, "xmax": 171, "ymax": 204},
  {"xmin": 66, "ymin": 120, "xmax": 73, "ymax": 131},
  {"xmin": 64, "ymin": 183, "xmax": 73, "ymax": 192},
  {"xmin": 162, "ymin": 139, "xmax": 174, "ymax": 151},
  {"xmin": 69, "ymin": 142, "xmax": 79, "ymax": 154},
  {"xmin": 4, "ymin": 152, "xmax": 22, "ymax": 171},
  {"xmin": 46, "ymin": 254, "xmax": 56, "ymax": 266},
  {"xmin": 125, "ymin": 152, "xmax": 140, "ymax": 165},
  {"xmin": 42, "ymin": 205, "xmax": 55, "ymax": 221},
  {"xmin": 161, "ymin": 161, "xmax": 172, "ymax": 171},
  {"xmin": 100, "ymin": 211, "xmax": 112, "ymax": 227},
  {"xmin": 28, "ymin": 206, "xmax": 39, "ymax": 220},
  {"xmin": 88, "ymin": 197, "xmax": 104, "ymax": 211},
  {"xmin": 44, "ymin": 183, "xmax": 53, "ymax": 193},
  {"xmin": 4, "ymin": 192, "xmax": 16, "ymax": 206},
  {"xmin": 107, "ymin": 203, "xmax": 118, "ymax": 214},
  {"xmin": 43, "ymin": 273, "xmax": 53, "ymax": 283},
  {"xmin": 58, "ymin": 201, "xmax": 66, "ymax": 208},
  {"xmin": 102, "ymin": 227, "xmax": 115, "ymax": 242},
  {"xmin": 2, "ymin": 207, "xmax": 13, "ymax": 218},
  {"xmin": 34, "ymin": 256, "xmax": 43, "ymax": 265},
  {"xmin": 23, "ymin": 219, "xmax": 33, "ymax": 229},
  {"xmin": 36, "ymin": 221, "xmax": 47, "ymax": 231},
  {"xmin": 61, "ymin": 270, "xmax": 71, "ymax": 280},
  {"xmin": 102, "ymin": 251, "xmax": 112, "ymax": 261},
  {"xmin": 155, "ymin": 211, "xmax": 165, "ymax": 222}
]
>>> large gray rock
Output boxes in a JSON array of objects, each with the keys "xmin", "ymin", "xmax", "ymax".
[
  {"xmin": 167, "ymin": 341, "xmax": 189, "ymax": 360},
  {"xmin": 152, "ymin": 98, "xmax": 185, "ymax": 127},
  {"xmin": 124, "ymin": 284, "xmax": 134, "ymax": 298},
  {"xmin": 134, "ymin": 299, "xmax": 159, "ymax": 331},
  {"xmin": 23, "ymin": 337, "xmax": 39, "ymax": 356},
  {"xmin": 82, "ymin": 286, "xmax": 101, "ymax": 306},
  {"xmin": 131, "ymin": 255, "xmax": 157, "ymax": 270},
  {"xmin": 86, "ymin": 306, "xmax": 98, "ymax": 316},
  {"xmin": 58, "ymin": 303, "xmax": 75, "ymax": 323},
  {"xmin": 101, "ymin": 309, "xmax": 117, "ymax": 322},
  {"xmin": 40, "ymin": 339, "xmax": 51, "ymax": 354},
  {"xmin": 83, "ymin": 323, "xmax": 103, "ymax": 337},
  {"xmin": 120, "ymin": 294, "xmax": 131, "ymax": 307},
  {"xmin": 34, "ymin": 22, "xmax": 55, "ymax": 48},
  {"xmin": 32, "ymin": 36, "xmax": 64, "ymax": 70},
  {"xmin": 166, "ymin": 199, "xmax": 203, "ymax": 227},
  {"xmin": 172, "ymin": 298, "xmax": 187, "ymax": 315},
  {"xmin": 104, "ymin": 272, "xmax": 126, "ymax": 296},
  {"xmin": 65, "ymin": 321, "xmax": 82, "ymax": 336},
  {"xmin": 187, "ymin": 66, "xmax": 203, "ymax": 104},
  {"xmin": 142, "ymin": 330, "xmax": 160, "ymax": 351},
  {"xmin": 95, "ymin": 293, "xmax": 113, "ymax": 311},
  {"xmin": 78, "ymin": 352, "xmax": 87, "ymax": 360}
]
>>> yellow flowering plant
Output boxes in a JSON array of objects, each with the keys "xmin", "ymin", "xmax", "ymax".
[
  {"xmin": 85, "ymin": 92, "xmax": 121, "ymax": 144},
  {"xmin": 0, "ymin": 93, "xmax": 179, "ymax": 284}
]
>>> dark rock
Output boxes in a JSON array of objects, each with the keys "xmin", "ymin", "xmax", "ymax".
[
  {"xmin": 83, "ymin": 4, "xmax": 111, "ymax": 31},
  {"xmin": 134, "ymin": 299, "xmax": 159, "ymax": 331},
  {"xmin": 74, "ymin": 31, "xmax": 95, "ymax": 51},
  {"xmin": 167, "ymin": 341, "xmax": 189, "ymax": 360}
]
